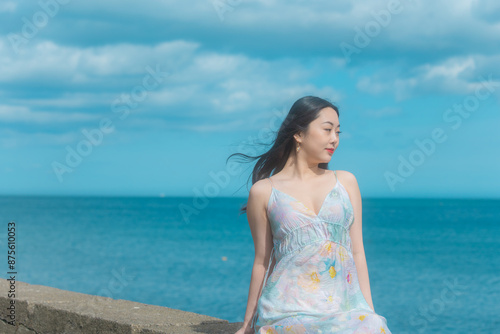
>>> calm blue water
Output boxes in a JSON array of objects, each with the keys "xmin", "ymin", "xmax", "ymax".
[{"xmin": 0, "ymin": 195, "xmax": 498, "ymax": 333}]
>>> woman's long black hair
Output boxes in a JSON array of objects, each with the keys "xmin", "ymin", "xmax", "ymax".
[{"xmin": 226, "ymin": 95, "xmax": 340, "ymax": 214}]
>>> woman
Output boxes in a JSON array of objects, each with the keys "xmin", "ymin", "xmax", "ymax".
[{"xmin": 231, "ymin": 96, "xmax": 392, "ymax": 333}]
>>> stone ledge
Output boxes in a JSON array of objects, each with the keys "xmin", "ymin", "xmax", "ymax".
[{"xmin": 0, "ymin": 279, "xmax": 243, "ymax": 334}]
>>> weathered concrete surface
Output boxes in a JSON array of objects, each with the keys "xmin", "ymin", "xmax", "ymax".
[{"xmin": 0, "ymin": 279, "xmax": 243, "ymax": 334}]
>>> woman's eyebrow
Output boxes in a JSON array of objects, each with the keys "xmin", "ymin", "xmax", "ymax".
[{"xmin": 322, "ymin": 121, "xmax": 340, "ymax": 128}]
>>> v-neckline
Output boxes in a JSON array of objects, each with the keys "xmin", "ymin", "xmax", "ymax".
[{"xmin": 270, "ymin": 175, "xmax": 340, "ymax": 218}]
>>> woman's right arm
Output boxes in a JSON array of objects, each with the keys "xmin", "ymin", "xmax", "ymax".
[{"xmin": 235, "ymin": 180, "xmax": 274, "ymax": 334}]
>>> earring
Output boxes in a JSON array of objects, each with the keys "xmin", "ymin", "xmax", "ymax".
[{"xmin": 296, "ymin": 143, "xmax": 300, "ymax": 153}]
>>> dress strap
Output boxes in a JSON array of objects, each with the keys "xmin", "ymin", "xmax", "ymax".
[
  {"xmin": 250, "ymin": 246, "xmax": 275, "ymax": 331},
  {"xmin": 267, "ymin": 177, "xmax": 274, "ymax": 188},
  {"xmin": 333, "ymin": 170, "xmax": 338, "ymax": 183}
]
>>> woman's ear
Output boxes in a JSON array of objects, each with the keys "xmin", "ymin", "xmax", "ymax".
[{"xmin": 293, "ymin": 132, "xmax": 303, "ymax": 144}]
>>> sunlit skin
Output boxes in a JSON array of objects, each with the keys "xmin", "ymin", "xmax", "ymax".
[
  {"xmin": 292, "ymin": 107, "xmax": 341, "ymax": 178},
  {"xmin": 265, "ymin": 107, "xmax": 342, "ymax": 215},
  {"xmin": 238, "ymin": 107, "xmax": 376, "ymax": 334}
]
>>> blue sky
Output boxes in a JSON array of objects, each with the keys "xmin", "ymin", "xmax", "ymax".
[{"xmin": 0, "ymin": 0, "xmax": 499, "ymax": 198}]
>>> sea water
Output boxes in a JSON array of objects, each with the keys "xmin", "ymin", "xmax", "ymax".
[{"xmin": 0, "ymin": 195, "xmax": 498, "ymax": 333}]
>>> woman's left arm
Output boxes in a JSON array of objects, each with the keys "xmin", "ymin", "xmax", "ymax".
[{"xmin": 342, "ymin": 171, "xmax": 375, "ymax": 313}]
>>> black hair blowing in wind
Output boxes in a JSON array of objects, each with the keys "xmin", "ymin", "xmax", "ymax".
[{"xmin": 226, "ymin": 96, "xmax": 340, "ymax": 215}]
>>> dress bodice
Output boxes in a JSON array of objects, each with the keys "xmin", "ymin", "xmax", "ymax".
[{"xmin": 266, "ymin": 171, "xmax": 355, "ymax": 262}]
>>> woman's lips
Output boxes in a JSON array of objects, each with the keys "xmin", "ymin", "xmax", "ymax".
[{"xmin": 326, "ymin": 148, "xmax": 334, "ymax": 154}]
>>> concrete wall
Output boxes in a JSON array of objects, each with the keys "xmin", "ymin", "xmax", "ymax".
[{"xmin": 0, "ymin": 279, "xmax": 243, "ymax": 334}]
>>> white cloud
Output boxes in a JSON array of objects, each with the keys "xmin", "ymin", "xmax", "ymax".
[
  {"xmin": 0, "ymin": 128, "xmax": 78, "ymax": 148},
  {"xmin": 357, "ymin": 56, "xmax": 500, "ymax": 100},
  {"xmin": 0, "ymin": 105, "xmax": 100, "ymax": 123},
  {"xmin": 0, "ymin": 0, "xmax": 497, "ymax": 138},
  {"xmin": 471, "ymin": 0, "xmax": 500, "ymax": 22},
  {"xmin": 0, "ymin": 34, "xmax": 344, "ymax": 136},
  {"xmin": 0, "ymin": 1, "xmax": 16, "ymax": 13},
  {"xmin": 0, "ymin": 37, "xmax": 200, "ymax": 82}
]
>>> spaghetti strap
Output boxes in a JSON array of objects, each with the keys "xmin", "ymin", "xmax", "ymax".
[
  {"xmin": 267, "ymin": 177, "xmax": 274, "ymax": 188},
  {"xmin": 333, "ymin": 170, "xmax": 338, "ymax": 184}
]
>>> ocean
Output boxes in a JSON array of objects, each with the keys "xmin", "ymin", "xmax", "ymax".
[{"xmin": 0, "ymin": 195, "xmax": 498, "ymax": 333}]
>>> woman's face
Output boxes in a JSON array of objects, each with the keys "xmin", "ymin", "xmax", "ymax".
[{"xmin": 295, "ymin": 107, "xmax": 340, "ymax": 163}]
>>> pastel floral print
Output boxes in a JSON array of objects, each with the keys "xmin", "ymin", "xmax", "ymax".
[{"xmin": 251, "ymin": 171, "xmax": 392, "ymax": 333}]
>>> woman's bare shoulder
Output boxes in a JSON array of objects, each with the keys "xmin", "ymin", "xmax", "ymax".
[
  {"xmin": 248, "ymin": 178, "xmax": 272, "ymax": 209},
  {"xmin": 335, "ymin": 170, "xmax": 359, "ymax": 190}
]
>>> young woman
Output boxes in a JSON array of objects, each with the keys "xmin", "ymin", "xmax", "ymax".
[{"xmin": 230, "ymin": 96, "xmax": 392, "ymax": 334}]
